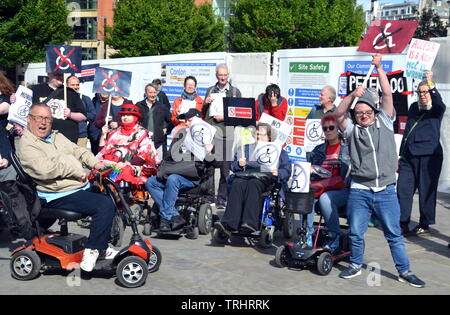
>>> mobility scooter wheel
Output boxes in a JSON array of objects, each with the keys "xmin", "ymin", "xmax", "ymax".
[
  {"xmin": 116, "ymin": 256, "xmax": 148, "ymax": 288},
  {"xmin": 259, "ymin": 229, "xmax": 273, "ymax": 249},
  {"xmin": 10, "ymin": 250, "xmax": 41, "ymax": 281},
  {"xmin": 148, "ymin": 245, "xmax": 162, "ymax": 273},
  {"xmin": 282, "ymin": 213, "xmax": 295, "ymax": 239},
  {"xmin": 275, "ymin": 245, "xmax": 288, "ymax": 268},
  {"xmin": 211, "ymin": 228, "xmax": 229, "ymax": 244},
  {"xmin": 198, "ymin": 204, "xmax": 213, "ymax": 234},
  {"xmin": 316, "ymin": 252, "xmax": 333, "ymax": 276}
]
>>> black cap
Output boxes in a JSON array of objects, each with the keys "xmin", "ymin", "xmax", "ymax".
[{"xmin": 178, "ymin": 108, "xmax": 201, "ymax": 120}]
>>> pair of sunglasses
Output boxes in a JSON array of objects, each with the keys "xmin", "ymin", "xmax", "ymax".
[{"xmin": 322, "ymin": 125, "xmax": 336, "ymax": 132}]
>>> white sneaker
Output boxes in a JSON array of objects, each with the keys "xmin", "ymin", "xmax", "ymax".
[
  {"xmin": 80, "ymin": 249, "xmax": 99, "ymax": 272},
  {"xmin": 104, "ymin": 247, "xmax": 119, "ymax": 260}
]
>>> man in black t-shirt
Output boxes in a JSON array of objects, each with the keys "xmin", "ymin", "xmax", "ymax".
[{"xmin": 31, "ymin": 73, "xmax": 86, "ymax": 143}]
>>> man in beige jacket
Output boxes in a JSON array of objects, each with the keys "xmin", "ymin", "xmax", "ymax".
[{"xmin": 18, "ymin": 103, "xmax": 117, "ymax": 272}]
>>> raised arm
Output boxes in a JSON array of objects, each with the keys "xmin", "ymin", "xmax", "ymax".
[{"xmin": 373, "ymin": 54, "xmax": 394, "ymax": 116}]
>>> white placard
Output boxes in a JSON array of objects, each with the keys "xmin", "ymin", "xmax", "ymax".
[
  {"xmin": 250, "ymin": 141, "xmax": 282, "ymax": 172},
  {"xmin": 46, "ymin": 99, "xmax": 66, "ymax": 120},
  {"xmin": 259, "ymin": 113, "xmax": 293, "ymax": 146},
  {"xmin": 290, "ymin": 161, "xmax": 311, "ymax": 193},
  {"xmin": 7, "ymin": 86, "xmax": 33, "ymax": 127},
  {"xmin": 405, "ymin": 38, "xmax": 440, "ymax": 80},
  {"xmin": 183, "ymin": 117, "xmax": 216, "ymax": 161},
  {"xmin": 304, "ymin": 119, "xmax": 324, "ymax": 152},
  {"xmin": 208, "ymin": 93, "xmax": 225, "ymax": 116},
  {"xmin": 179, "ymin": 99, "xmax": 197, "ymax": 115}
]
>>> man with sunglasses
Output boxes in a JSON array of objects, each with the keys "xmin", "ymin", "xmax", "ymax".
[
  {"xmin": 335, "ymin": 54, "xmax": 425, "ymax": 288},
  {"xmin": 398, "ymin": 70, "xmax": 446, "ymax": 236}
]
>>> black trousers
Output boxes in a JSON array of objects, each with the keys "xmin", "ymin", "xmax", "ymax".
[
  {"xmin": 398, "ymin": 154, "xmax": 443, "ymax": 226},
  {"xmin": 211, "ymin": 138, "xmax": 233, "ymax": 202},
  {"xmin": 221, "ymin": 177, "xmax": 270, "ymax": 231}
]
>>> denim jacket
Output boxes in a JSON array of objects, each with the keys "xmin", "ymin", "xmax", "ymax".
[{"xmin": 307, "ymin": 140, "xmax": 351, "ymax": 183}]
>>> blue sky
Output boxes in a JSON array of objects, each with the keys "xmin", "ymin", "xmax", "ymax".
[{"xmin": 357, "ymin": 0, "xmax": 419, "ymax": 10}]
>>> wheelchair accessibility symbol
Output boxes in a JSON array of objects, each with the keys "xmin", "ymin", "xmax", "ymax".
[
  {"xmin": 54, "ymin": 47, "xmax": 78, "ymax": 72},
  {"xmin": 190, "ymin": 123, "xmax": 212, "ymax": 146},
  {"xmin": 291, "ymin": 163, "xmax": 308, "ymax": 191},
  {"xmin": 306, "ymin": 120, "xmax": 323, "ymax": 142},
  {"xmin": 18, "ymin": 105, "xmax": 30, "ymax": 119},
  {"xmin": 255, "ymin": 143, "xmax": 280, "ymax": 166}
]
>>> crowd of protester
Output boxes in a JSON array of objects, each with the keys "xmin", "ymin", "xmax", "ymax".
[{"xmin": 0, "ymin": 55, "xmax": 446, "ymax": 286}]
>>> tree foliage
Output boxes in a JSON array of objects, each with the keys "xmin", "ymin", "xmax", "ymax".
[
  {"xmin": 0, "ymin": 0, "xmax": 73, "ymax": 70},
  {"xmin": 106, "ymin": 0, "xmax": 225, "ymax": 58},
  {"xmin": 228, "ymin": 0, "xmax": 365, "ymax": 52},
  {"xmin": 414, "ymin": 8, "xmax": 448, "ymax": 39}
]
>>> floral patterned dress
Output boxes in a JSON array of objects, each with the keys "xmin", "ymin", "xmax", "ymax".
[{"xmin": 96, "ymin": 124, "xmax": 160, "ymax": 185}]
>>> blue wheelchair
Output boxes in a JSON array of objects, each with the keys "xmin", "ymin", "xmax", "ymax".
[{"xmin": 211, "ymin": 176, "xmax": 294, "ymax": 248}]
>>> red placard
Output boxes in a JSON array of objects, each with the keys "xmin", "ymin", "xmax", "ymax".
[
  {"xmin": 358, "ymin": 20, "xmax": 418, "ymax": 54},
  {"xmin": 228, "ymin": 107, "xmax": 253, "ymax": 119}
]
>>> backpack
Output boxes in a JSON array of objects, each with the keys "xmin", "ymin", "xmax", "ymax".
[{"xmin": 0, "ymin": 180, "xmax": 41, "ymax": 240}]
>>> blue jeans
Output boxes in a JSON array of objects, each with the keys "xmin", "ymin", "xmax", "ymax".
[
  {"xmin": 306, "ymin": 188, "xmax": 349, "ymax": 249},
  {"xmin": 347, "ymin": 185, "xmax": 410, "ymax": 274},
  {"xmin": 145, "ymin": 175, "xmax": 196, "ymax": 221}
]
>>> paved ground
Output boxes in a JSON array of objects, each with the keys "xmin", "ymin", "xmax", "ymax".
[{"xmin": 0, "ymin": 192, "xmax": 449, "ymax": 296}]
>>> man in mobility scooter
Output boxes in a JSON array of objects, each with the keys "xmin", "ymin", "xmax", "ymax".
[
  {"xmin": 11, "ymin": 104, "xmax": 158, "ymax": 287},
  {"xmin": 212, "ymin": 123, "xmax": 293, "ymax": 248},
  {"xmin": 145, "ymin": 109, "xmax": 215, "ymax": 238}
]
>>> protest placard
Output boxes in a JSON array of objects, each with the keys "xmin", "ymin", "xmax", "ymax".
[
  {"xmin": 93, "ymin": 67, "xmax": 132, "ymax": 98},
  {"xmin": 7, "ymin": 86, "xmax": 33, "ymax": 126},
  {"xmin": 208, "ymin": 93, "xmax": 225, "ymax": 116},
  {"xmin": 46, "ymin": 45, "xmax": 82, "ymax": 74},
  {"xmin": 304, "ymin": 119, "xmax": 324, "ymax": 152},
  {"xmin": 183, "ymin": 117, "xmax": 216, "ymax": 161},
  {"xmin": 259, "ymin": 113, "xmax": 293, "ymax": 146},
  {"xmin": 405, "ymin": 38, "xmax": 440, "ymax": 80},
  {"xmin": 179, "ymin": 100, "xmax": 197, "ymax": 115},
  {"xmin": 250, "ymin": 141, "xmax": 282, "ymax": 172},
  {"xmin": 290, "ymin": 161, "xmax": 311, "ymax": 193},
  {"xmin": 224, "ymin": 97, "xmax": 256, "ymax": 127}
]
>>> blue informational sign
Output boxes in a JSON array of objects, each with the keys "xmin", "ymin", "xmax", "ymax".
[{"xmin": 344, "ymin": 61, "xmax": 392, "ymax": 75}]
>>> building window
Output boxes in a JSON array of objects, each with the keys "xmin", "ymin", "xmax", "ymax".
[
  {"xmin": 66, "ymin": 0, "xmax": 97, "ymax": 10},
  {"xmin": 401, "ymin": 9, "xmax": 406, "ymax": 14},
  {"xmin": 73, "ymin": 17, "xmax": 97, "ymax": 40},
  {"xmin": 82, "ymin": 48, "xmax": 97, "ymax": 60}
]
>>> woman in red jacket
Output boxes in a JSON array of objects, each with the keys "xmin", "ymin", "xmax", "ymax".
[
  {"xmin": 255, "ymin": 84, "xmax": 288, "ymax": 121},
  {"xmin": 171, "ymin": 76, "xmax": 203, "ymax": 132}
]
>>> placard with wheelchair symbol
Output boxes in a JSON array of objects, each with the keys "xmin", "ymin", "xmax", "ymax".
[
  {"xmin": 304, "ymin": 119, "xmax": 324, "ymax": 152},
  {"xmin": 290, "ymin": 161, "xmax": 311, "ymax": 193},
  {"xmin": 250, "ymin": 141, "xmax": 282, "ymax": 172},
  {"xmin": 46, "ymin": 45, "xmax": 82, "ymax": 74},
  {"xmin": 183, "ymin": 117, "xmax": 216, "ymax": 161},
  {"xmin": 93, "ymin": 67, "xmax": 132, "ymax": 98},
  {"xmin": 8, "ymin": 85, "xmax": 33, "ymax": 126}
]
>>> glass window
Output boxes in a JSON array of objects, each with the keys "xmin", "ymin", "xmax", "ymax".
[
  {"xmin": 82, "ymin": 48, "xmax": 97, "ymax": 60},
  {"xmin": 66, "ymin": 0, "xmax": 97, "ymax": 10},
  {"xmin": 73, "ymin": 17, "xmax": 97, "ymax": 40}
]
